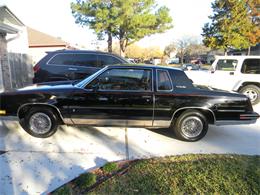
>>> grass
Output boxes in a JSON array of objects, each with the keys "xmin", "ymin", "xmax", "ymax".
[
  {"xmin": 90, "ymin": 154, "xmax": 260, "ymax": 194},
  {"xmin": 52, "ymin": 154, "xmax": 260, "ymax": 194}
]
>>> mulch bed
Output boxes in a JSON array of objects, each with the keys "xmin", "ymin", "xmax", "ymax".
[{"xmin": 53, "ymin": 159, "xmax": 138, "ymax": 194}]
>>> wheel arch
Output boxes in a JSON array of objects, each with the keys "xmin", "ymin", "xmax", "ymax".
[
  {"xmin": 237, "ymin": 82, "xmax": 260, "ymax": 92},
  {"xmin": 171, "ymin": 107, "xmax": 216, "ymax": 125},
  {"xmin": 17, "ymin": 103, "xmax": 64, "ymax": 124}
]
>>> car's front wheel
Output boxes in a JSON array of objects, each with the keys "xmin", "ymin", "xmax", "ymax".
[
  {"xmin": 239, "ymin": 85, "xmax": 260, "ymax": 105},
  {"xmin": 173, "ymin": 110, "xmax": 208, "ymax": 142},
  {"xmin": 20, "ymin": 107, "xmax": 59, "ymax": 138}
]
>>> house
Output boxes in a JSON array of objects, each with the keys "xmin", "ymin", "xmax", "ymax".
[
  {"xmin": 227, "ymin": 43, "xmax": 260, "ymax": 56},
  {"xmin": 27, "ymin": 27, "xmax": 75, "ymax": 64},
  {"xmin": 0, "ymin": 5, "xmax": 32, "ymax": 92}
]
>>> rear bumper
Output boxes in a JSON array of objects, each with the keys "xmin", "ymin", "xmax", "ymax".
[{"xmin": 215, "ymin": 112, "xmax": 259, "ymax": 126}]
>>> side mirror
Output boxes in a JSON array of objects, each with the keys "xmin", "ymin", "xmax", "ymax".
[
  {"xmin": 85, "ymin": 83, "xmax": 99, "ymax": 91},
  {"xmin": 210, "ymin": 67, "xmax": 215, "ymax": 73}
]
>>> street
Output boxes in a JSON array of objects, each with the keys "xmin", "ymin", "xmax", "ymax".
[{"xmin": 0, "ymin": 104, "xmax": 259, "ymax": 194}]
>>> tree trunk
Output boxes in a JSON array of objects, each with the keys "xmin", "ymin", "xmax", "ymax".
[
  {"xmin": 107, "ymin": 32, "xmax": 112, "ymax": 53},
  {"xmin": 248, "ymin": 46, "xmax": 251, "ymax": 55},
  {"xmin": 119, "ymin": 39, "xmax": 126, "ymax": 57}
]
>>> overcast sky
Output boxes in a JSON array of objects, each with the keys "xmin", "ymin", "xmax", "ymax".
[{"xmin": 3, "ymin": 0, "xmax": 213, "ymax": 49}]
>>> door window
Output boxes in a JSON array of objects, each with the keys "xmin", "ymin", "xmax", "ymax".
[
  {"xmin": 241, "ymin": 59, "xmax": 260, "ymax": 74},
  {"xmin": 216, "ymin": 59, "xmax": 237, "ymax": 71},
  {"xmin": 48, "ymin": 54, "xmax": 97, "ymax": 67},
  {"xmin": 97, "ymin": 55, "xmax": 123, "ymax": 66},
  {"xmin": 86, "ymin": 68, "xmax": 152, "ymax": 91},
  {"xmin": 157, "ymin": 70, "xmax": 172, "ymax": 91}
]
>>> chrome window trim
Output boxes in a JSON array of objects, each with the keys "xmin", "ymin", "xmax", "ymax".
[
  {"xmin": 46, "ymin": 53, "xmax": 126, "ymax": 67},
  {"xmin": 16, "ymin": 103, "xmax": 71, "ymax": 124},
  {"xmin": 171, "ymin": 107, "xmax": 216, "ymax": 124},
  {"xmin": 82, "ymin": 67, "xmax": 154, "ymax": 92},
  {"xmin": 156, "ymin": 69, "xmax": 173, "ymax": 92}
]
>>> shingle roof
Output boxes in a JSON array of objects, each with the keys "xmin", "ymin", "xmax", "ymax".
[{"xmin": 27, "ymin": 27, "xmax": 68, "ymax": 47}]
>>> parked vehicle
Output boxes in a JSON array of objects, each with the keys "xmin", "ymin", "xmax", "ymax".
[
  {"xmin": 185, "ymin": 56, "xmax": 260, "ymax": 105},
  {"xmin": 181, "ymin": 63, "xmax": 201, "ymax": 71},
  {"xmin": 33, "ymin": 50, "xmax": 128, "ymax": 84},
  {"xmin": 0, "ymin": 65, "xmax": 258, "ymax": 141}
]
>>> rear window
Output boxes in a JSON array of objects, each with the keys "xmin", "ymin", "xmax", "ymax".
[
  {"xmin": 241, "ymin": 59, "xmax": 260, "ymax": 74},
  {"xmin": 97, "ymin": 55, "xmax": 122, "ymax": 66},
  {"xmin": 48, "ymin": 53, "xmax": 97, "ymax": 67},
  {"xmin": 157, "ymin": 70, "xmax": 172, "ymax": 91}
]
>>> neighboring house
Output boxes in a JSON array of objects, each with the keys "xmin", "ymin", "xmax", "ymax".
[
  {"xmin": 27, "ymin": 27, "xmax": 75, "ymax": 64},
  {"xmin": 228, "ymin": 43, "xmax": 260, "ymax": 56},
  {"xmin": 0, "ymin": 5, "xmax": 32, "ymax": 92}
]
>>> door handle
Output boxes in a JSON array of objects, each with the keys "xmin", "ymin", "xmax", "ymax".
[
  {"xmin": 98, "ymin": 97, "xmax": 108, "ymax": 101},
  {"xmin": 142, "ymin": 95, "xmax": 151, "ymax": 98},
  {"xmin": 229, "ymin": 72, "xmax": 234, "ymax": 75},
  {"xmin": 68, "ymin": 67, "xmax": 78, "ymax": 71}
]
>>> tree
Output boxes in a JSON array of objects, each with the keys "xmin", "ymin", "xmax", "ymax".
[
  {"xmin": 202, "ymin": 0, "xmax": 255, "ymax": 54},
  {"xmin": 164, "ymin": 43, "xmax": 176, "ymax": 58},
  {"xmin": 71, "ymin": 0, "xmax": 173, "ymax": 56},
  {"xmin": 246, "ymin": 0, "xmax": 260, "ymax": 54},
  {"xmin": 71, "ymin": 0, "xmax": 118, "ymax": 52},
  {"xmin": 176, "ymin": 37, "xmax": 194, "ymax": 64},
  {"xmin": 113, "ymin": 0, "xmax": 173, "ymax": 57}
]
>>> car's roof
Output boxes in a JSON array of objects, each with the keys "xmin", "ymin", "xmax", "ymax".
[
  {"xmin": 106, "ymin": 64, "xmax": 182, "ymax": 71},
  {"xmin": 48, "ymin": 49, "xmax": 114, "ymax": 54},
  {"xmin": 215, "ymin": 55, "xmax": 260, "ymax": 60}
]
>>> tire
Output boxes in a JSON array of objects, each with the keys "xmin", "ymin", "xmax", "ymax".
[
  {"xmin": 20, "ymin": 107, "xmax": 59, "ymax": 138},
  {"xmin": 172, "ymin": 110, "xmax": 208, "ymax": 142},
  {"xmin": 239, "ymin": 85, "xmax": 260, "ymax": 105}
]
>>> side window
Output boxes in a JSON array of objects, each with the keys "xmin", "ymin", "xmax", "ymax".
[
  {"xmin": 48, "ymin": 54, "xmax": 97, "ymax": 67},
  {"xmin": 97, "ymin": 55, "xmax": 122, "ymax": 66},
  {"xmin": 216, "ymin": 59, "xmax": 237, "ymax": 71},
  {"xmin": 157, "ymin": 70, "xmax": 172, "ymax": 91},
  {"xmin": 86, "ymin": 68, "xmax": 152, "ymax": 91},
  {"xmin": 241, "ymin": 59, "xmax": 260, "ymax": 74}
]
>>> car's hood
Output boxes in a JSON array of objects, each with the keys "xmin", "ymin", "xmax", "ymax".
[
  {"xmin": 18, "ymin": 84, "xmax": 75, "ymax": 91},
  {"xmin": 1, "ymin": 84, "xmax": 76, "ymax": 95}
]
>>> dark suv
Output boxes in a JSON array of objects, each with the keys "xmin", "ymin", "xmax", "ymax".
[{"xmin": 33, "ymin": 50, "xmax": 128, "ymax": 84}]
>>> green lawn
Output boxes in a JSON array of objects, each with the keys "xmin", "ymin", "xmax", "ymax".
[{"xmin": 53, "ymin": 154, "xmax": 260, "ymax": 194}]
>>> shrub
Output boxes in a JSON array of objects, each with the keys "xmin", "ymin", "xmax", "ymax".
[
  {"xmin": 75, "ymin": 172, "xmax": 97, "ymax": 189},
  {"xmin": 102, "ymin": 162, "xmax": 119, "ymax": 174}
]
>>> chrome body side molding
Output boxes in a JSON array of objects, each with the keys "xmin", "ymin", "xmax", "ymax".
[{"xmin": 215, "ymin": 120, "xmax": 257, "ymax": 126}]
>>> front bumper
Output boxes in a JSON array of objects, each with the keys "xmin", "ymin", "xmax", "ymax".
[{"xmin": 215, "ymin": 112, "xmax": 259, "ymax": 126}]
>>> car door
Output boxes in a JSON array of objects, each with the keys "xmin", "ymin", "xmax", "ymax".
[
  {"xmin": 153, "ymin": 69, "xmax": 174, "ymax": 127},
  {"xmin": 209, "ymin": 59, "xmax": 239, "ymax": 91},
  {"xmin": 69, "ymin": 67, "xmax": 154, "ymax": 127}
]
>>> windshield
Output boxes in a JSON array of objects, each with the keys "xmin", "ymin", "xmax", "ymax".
[{"xmin": 75, "ymin": 67, "xmax": 107, "ymax": 88}]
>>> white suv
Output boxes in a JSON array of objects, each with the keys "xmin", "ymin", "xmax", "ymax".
[{"xmin": 185, "ymin": 56, "xmax": 260, "ymax": 105}]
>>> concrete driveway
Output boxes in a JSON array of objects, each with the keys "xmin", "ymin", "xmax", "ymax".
[{"xmin": 0, "ymin": 104, "xmax": 259, "ymax": 195}]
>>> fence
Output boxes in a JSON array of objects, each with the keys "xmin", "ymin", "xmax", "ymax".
[{"xmin": 0, "ymin": 52, "xmax": 33, "ymax": 92}]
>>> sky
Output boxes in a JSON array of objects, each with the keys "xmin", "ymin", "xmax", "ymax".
[{"xmin": 2, "ymin": 0, "xmax": 214, "ymax": 49}]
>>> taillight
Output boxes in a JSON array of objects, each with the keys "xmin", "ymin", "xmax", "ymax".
[{"xmin": 33, "ymin": 64, "xmax": 40, "ymax": 73}]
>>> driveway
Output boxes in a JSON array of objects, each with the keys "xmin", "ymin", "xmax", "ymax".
[{"xmin": 0, "ymin": 104, "xmax": 259, "ymax": 194}]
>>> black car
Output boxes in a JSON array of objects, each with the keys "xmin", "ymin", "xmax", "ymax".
[
  {"xmin": 33, "ymin": 50, "xmax": 128, "ymax": 84},
  {"xmin": 0, "ymin": 65, "xmax": 259, "ymax": 141}
]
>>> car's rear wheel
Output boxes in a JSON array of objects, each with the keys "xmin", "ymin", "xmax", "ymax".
[
  {"xmin": 239, "ymin": 85, "xmax": 260, "ymax": 105},
  {"xmin": 173, "ymin": 110, "xmax": 208, "ymax": 142},
  {"xmin": 21, "ymin": 107, "xmax": 59, "ymax": 138}
]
